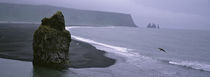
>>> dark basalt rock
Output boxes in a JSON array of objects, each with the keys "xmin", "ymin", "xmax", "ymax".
[
  {"xmin": 41, "ymin": 11, "xmax": 65, "ymax": 31},
  {"xmin": 33, "ymin": 11, "xmax": 71, "ymax": 69}
]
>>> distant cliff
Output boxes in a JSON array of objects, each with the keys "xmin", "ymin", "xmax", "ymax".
[{"xmin": 0, "ymin": 3, "xmax": 136, "ymax": 27}]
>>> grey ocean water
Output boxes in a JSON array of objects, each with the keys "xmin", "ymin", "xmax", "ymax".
[
  {"xmin": 1, "ymin": 25, "xmax": 210, "ymax": 77},
  {"xmin": 68, "ymin": 27, "xmax": 210, "ymax": 77}
]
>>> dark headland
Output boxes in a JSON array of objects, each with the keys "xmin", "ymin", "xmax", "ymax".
[
  {"xmin": 0, "ymin": 3, "xmax": 137, "ymax": 27},
  {"xmin": 0, "ymin": 24, "xmax": 116, "ymax": 68}
]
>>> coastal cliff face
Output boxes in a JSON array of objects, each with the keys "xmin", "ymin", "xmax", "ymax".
[
  {"xmin": 0, "ymin": 3, "xmax": 136, "ymax": 27},
  {"xmin": 33, "ymin": 11, "xmax": 71, "ymax": 69}
]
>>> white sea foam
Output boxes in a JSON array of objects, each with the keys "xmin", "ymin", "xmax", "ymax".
[
  {"xmin": 70, "ymin": 35, "xmax": 156, "ymax": 68},
  {"xmin": 169, "ymin": 61, "xmax": 210, "ymax": 72},
  {"xmin": 66, "ymin": 27, "xmax": 138, "ymax": 57},
  {"xmin": 71, "ymin": 35, "xmax": 134, "ymax": 56}
]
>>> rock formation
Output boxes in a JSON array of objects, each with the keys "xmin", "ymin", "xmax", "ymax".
[{"xmin": 33, "ymin": 11, "xmax": 71, "ymax": 69}]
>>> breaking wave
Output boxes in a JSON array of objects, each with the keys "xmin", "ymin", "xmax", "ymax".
[
  {"xmin": 70, "ymin": 35, "xmax": 156, "ymax": 68},
  {"xmin": 169, "ymin": 60, "xmax": 210, "ymax": 72}
]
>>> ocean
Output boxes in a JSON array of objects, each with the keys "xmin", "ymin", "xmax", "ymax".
[
  {"xmin": 67, "ymin": 27, "xmax": 210, "ymax": 77},
  {"xmin": 0, "ymin": 24, "xmax": 210, "ymax": 77}
]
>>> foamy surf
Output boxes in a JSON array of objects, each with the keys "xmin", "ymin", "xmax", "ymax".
[
  {"xmin": 71, "ymin": 35, "xmax": 210, "ymax": 72},
  {"xmin": 66, "ymin": 27, "xmax": 136, "ymax": 57},
  {"xmin": 67, "ymin": 27, "xmax": 210, "ymax": 74},
  {"xmin": 169, "ymin": 61, "xmax": 210, "ymax": 72},
  {"xmin": 71, "ymin": 35, "xmax": 134, "ymax": 56},
  {"xmin": 70, "ymin": 35, "xmax": 156, "ymax": 67}
]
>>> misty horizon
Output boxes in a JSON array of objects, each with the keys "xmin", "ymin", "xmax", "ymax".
[{"xmin": 0, "ymin": 0, "xmax": 209, "ymax": 30}]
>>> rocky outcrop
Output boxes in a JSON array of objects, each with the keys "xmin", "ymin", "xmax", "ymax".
[{"xmin": 33, "ymin": 11, "xmax": 71, "ymax": 69}]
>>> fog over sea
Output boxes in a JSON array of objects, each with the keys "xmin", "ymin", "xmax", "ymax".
[{"xmin": 1, "ymin": 23, "xmax": 210, "ymax": 77}]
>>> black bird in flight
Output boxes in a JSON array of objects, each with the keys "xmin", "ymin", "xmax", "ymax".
[{"xmin": 158, "ymin": 48, "xmax": 166, "ymax": 53}]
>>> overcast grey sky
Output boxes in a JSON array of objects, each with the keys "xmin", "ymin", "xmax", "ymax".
[{"xmin": 0, "ymin": 0, "xmax": 210, "ymax": 30}]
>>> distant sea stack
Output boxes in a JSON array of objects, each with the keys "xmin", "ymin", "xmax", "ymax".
[
  {"xmin": 147, "ymin": 23, "xmax": 159, "ymax": 29},
  {"xmin": 33, "ymin": 11, "xmax": 71, "ymax": 69}
]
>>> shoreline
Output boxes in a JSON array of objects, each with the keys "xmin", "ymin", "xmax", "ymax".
[{"xmin": 0, "ymin": 23, "xmax": 116, "ymax": 68}]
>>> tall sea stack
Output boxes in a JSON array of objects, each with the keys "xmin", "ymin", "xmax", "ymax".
[{"xmin": 33, "ymin": 11, "xmax": 71, "ymax": 69}]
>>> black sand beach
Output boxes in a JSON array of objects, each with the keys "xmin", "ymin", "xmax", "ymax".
[{"xmin": 0, "ymin": 23, "xmax": 116, "ymax": 68}]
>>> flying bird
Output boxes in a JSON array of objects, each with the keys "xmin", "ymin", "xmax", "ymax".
[{"xmin": 158, "ymin": 48, "xmax": 166, "ymax": 53}]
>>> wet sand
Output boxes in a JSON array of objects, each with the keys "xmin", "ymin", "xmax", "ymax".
[{"xmin": 0, "ymin": 23, "xmax": 116, "ymax": 68}]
